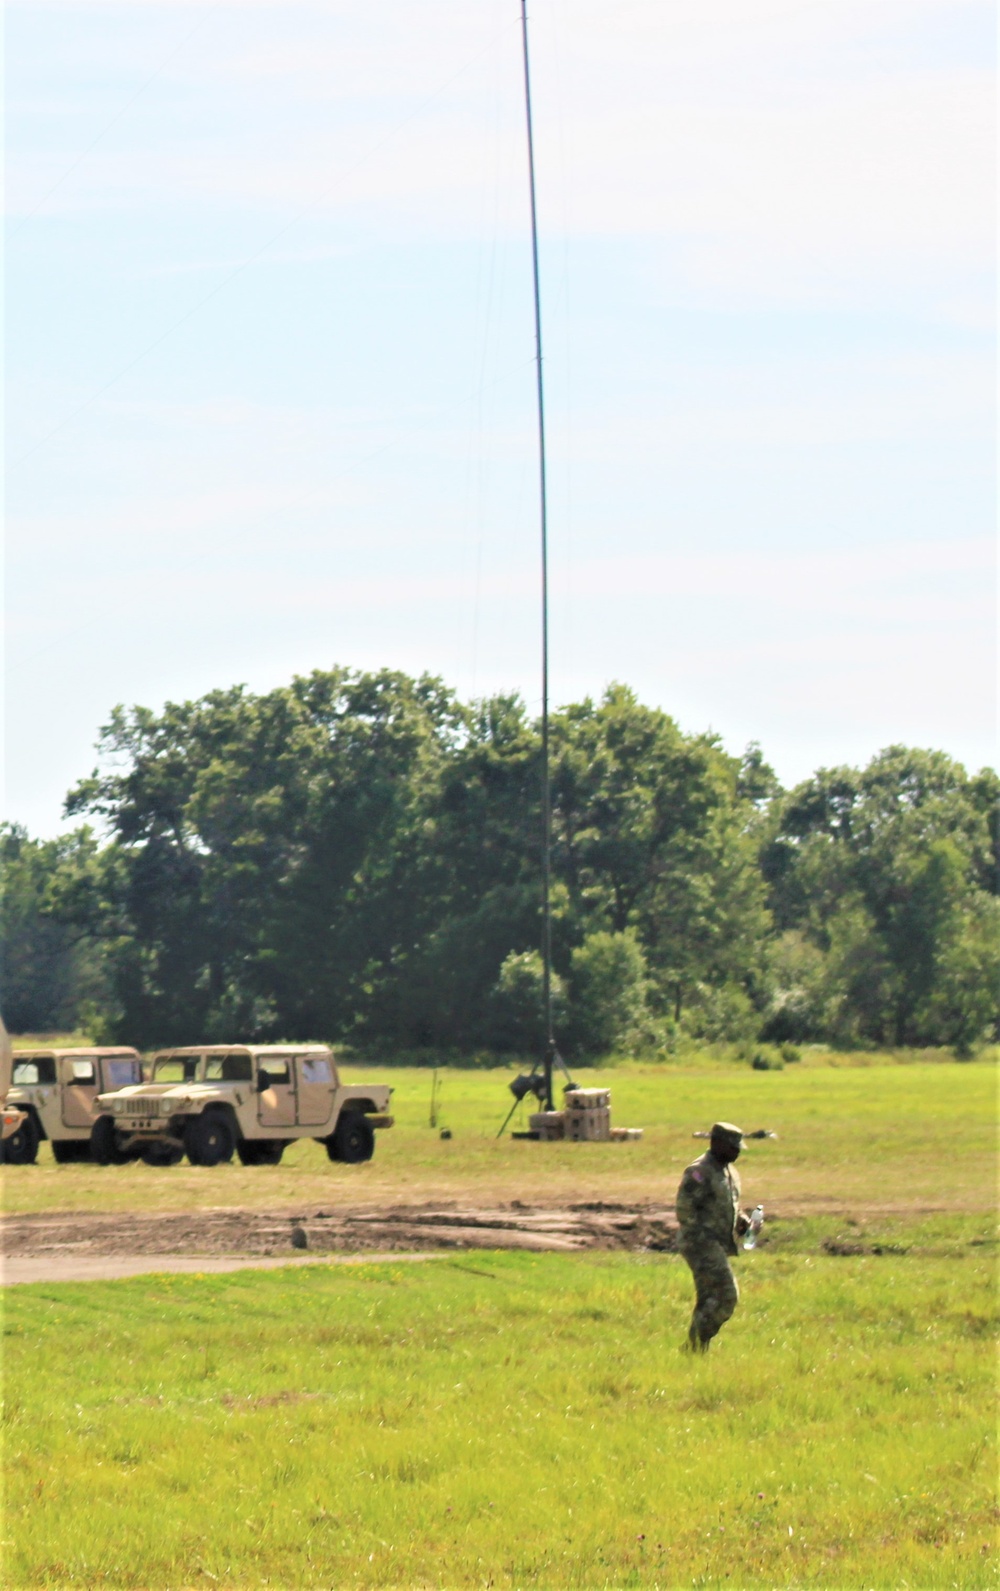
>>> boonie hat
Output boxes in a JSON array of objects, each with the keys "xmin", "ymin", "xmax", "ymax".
[{"xmin": 710, "ymin": 1121, "xmax": 743, "ymax": 1150}]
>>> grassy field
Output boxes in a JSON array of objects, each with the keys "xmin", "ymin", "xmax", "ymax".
[
  {"xmin": 3, "ymin": 1054, "xmax": 996, "ymax": 1588},
  {"xmin": 3, "ymin": 1228, "xmax": 996, "ymax": 1589},
  {"xmin": 2, "ymin": 1053, "xmax": 996, "ymax": 1218}
]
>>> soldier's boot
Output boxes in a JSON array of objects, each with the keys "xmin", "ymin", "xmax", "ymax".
[{"xmin": 684, "ymin": 1319, "xmax": 711, "ymax": 1352}]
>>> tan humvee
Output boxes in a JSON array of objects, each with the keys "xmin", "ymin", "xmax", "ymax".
[
  {"xmin": 93, "ymin": 1045, "xmax": 393, "ymax": 1167},
  {"xmin": 0, "ymin": 1014, "xmax": 29, "ymax": 1153},
  {"xmin": 4, "ymin": 1048, "xmax": 144, "ymax": 1164},
  {"xmin": 1, "ymin": 1105, "xmax": 29, "ymax": 1144}
]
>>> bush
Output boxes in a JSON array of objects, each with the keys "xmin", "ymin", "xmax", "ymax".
[
  {"xmin": 488, "ymin": 951, "xmax": 567, "ymax": 1053},
  {"xmin": 750, "ymin": 1047, "xmax": 784, "ymax": 1071},
  {"xmin": 566, "ymin": 930, "xmax": 649, "ymax": 1058},
  {"xmin": 685, "ymin": 983, "xmax": 759, "ymax": 1044}
]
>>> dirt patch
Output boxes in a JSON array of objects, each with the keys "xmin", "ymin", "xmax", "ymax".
[
  {"xmin": 0, "ymin": 1201, "xmax": 680, "ymax": 1275},
  {"xmin": 821, "ymin": 1237, "xmax": 910, "ymax": 1257}
]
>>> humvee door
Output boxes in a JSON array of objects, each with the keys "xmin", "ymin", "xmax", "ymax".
[
  {"xmin": 257, "ymin": 1059, "xmax": 296, "ymax": 1128},
  {"xmin": 296, "ymin": 1054, "xmax": 336, "ymax": 1127},
  {"xmin": 61, "ymin": 1057, "xmax": 98, "ymax": 1129},
  {"xmin": 102, "ymin": 1056, "xmax": 142, "ymax": 1091}
]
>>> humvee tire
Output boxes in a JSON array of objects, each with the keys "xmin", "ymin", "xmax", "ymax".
[
  {"xmin": 51, "ymin": 1140, "xmax": 92, "ymax": 1164},
  {"xmin": 91, "ymin": 1114, "xmax": 131, "ymax": 1166},
  {"xmin": 327, "ymin": 1111, "xmax": 375, "ymax": 1164},
  {"xmin": 185, "ymin": 1112, "xmax": 235, "ymax": 1167},
  {"xmin": 140, "ymin": 1142, "xmax": 184, "ymax": 1167},
  {"xmin": 236, "ymin": 1140, "xmax": 285, "ymax": 1166},
  {"xmin": 1, "ymin": 1111, "xmax": 40, "ymax": 1165}
]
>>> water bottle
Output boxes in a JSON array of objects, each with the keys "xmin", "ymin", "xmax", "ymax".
[{"xmin": 743, "ymin": 1204, "xmax": 764, "ymax": 1250}]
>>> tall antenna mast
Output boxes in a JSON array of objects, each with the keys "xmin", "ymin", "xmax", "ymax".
[
  {"xmin": 519, "ymin": 0, "xmax": 557, "ymax": 1110},
  {"xmin": 496, "ymin": 5, "xmax": 580, "ymax": 1140}
]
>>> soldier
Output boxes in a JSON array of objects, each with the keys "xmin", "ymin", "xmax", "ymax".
[{"xmin": 675, "ymin": 1121, "xmax": 752, "ymax": 1351}]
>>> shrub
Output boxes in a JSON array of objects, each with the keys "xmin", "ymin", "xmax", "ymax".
[
  {"xmin": 566, "ymin": 930, "xmax": 649, "ymax": 1058},
  {"xmin": 751, "ymin": 1048, "xmax": 784, "ymax": 1071},
  {"xmin": 488, "ymin": 951, "xmax": 567, "ymax": 1053},
  {"xmin": 685, "ymin": 983, "xmax": 759, "ymax": 1044}
]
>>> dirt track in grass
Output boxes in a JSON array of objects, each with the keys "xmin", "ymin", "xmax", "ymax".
[
  {"xmin": 0, "ymin": 1192, "xmax": 973, "ymax": 1285},
  {"xmin": 0, "ymin": 1200, "xmax": 678, "ymax": 1280}
]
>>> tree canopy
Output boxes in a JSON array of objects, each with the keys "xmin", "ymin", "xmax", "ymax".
[{"xmin": 4, "ymin": 669, "xmax": 996, "ymax": 1055}]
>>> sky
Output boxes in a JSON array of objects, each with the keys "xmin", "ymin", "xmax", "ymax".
[{"xmin": 5, "ymin": 0, "xmax": 996, "ymax": 838}]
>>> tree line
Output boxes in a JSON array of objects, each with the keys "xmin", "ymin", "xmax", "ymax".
[{"xmin": 3, "ymin": 667, "xmax": 997, "ymax": 1056}]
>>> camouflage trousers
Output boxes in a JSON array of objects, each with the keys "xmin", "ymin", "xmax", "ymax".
[{"xmin": 678, "ymin": 1235, "xmax": 739, "ymax": 1348}]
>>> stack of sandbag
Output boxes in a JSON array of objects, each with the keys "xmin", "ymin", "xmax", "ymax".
[
  {"xmin": 527, "ymin": 1087, "xmax": 643, "ymax": 1142},
  {"xmin": 528, "ymin": 1109, "xmax": 566, "ymax": 1141},
  {"xmin": 564, "ymin": 1088, "xmax": 611, "ymax": 1141}
]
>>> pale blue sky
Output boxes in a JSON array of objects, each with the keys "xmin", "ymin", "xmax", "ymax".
[{"xmin": 5, "ymin": 0, "xmax": 996, "ymax": 836}]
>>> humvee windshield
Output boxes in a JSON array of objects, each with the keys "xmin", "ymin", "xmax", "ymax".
[
  {"xmin": 12, "ymin": 1058, "xmax": 56, "ymax": 1085},
  {"xmin": 204, "ymin": 1055, "xmax": 252, "ymax": 1082},
  {"xmin": 152, "ymin": 1057, "xmax": 200, "ymax": 1083}
]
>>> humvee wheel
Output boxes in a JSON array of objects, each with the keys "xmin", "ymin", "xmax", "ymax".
[
  {"xmin": 51, "ymin": 1141, "xmax": 92, "ymax": 1164},
  {"xmin": 140, "ymin": 1142, "xmax": 184, "ymax": 1167},
  {"xmin": 328, "ymin": 1112, "xmax": 375, "ymax": 1164},
  {"xmin": 90, "ymin": 1115, "xmax": 131, "ymax": 1166},
  {"xmin": 2, "ymin": 1113, "xmax": 40, "ymax": 1166},
  {"xmin": 237, "ymin": 1141, "xmax": 285, "ymax": 1166},
  {"xmin": 185, "ymin": 1113, "xmax": 235, "ymax": 1167}
]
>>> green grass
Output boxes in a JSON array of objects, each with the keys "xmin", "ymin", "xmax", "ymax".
[
  {"xmin": 3, "ymin": 1055, "xmax": 996, "ymax": 1217},
  {"xmin": 7, "ymin": 1033, "xmax": 100, "ymax": 1053},
  {"xmin": 3, "ymin": 1229, "xmax": 996, "ymax": 1589}
]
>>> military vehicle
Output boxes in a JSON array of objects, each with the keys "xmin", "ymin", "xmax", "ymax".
[
  {"xmin": 3, "ymin": 1047, "xmax": 144, "ymax": 1163},
  {"xmin": 0, "ymin": 1014, "xmax": 30, "ymax": 1157},
  {"xmin": 92, "ymin": 1044, "xmax": 393, "ymax": 1167},
  {"xmin": 1, "ymin": 1104, "xmax": 29, "ymax": 1145}
]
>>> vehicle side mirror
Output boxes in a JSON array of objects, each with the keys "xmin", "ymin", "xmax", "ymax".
[{"xmin": 257, "ymin": 1071, "xmax": 271, "ymax": 1093}]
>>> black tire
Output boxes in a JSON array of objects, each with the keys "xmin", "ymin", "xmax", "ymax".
[
  {"xmin": 236, "ymin": 1140, "xmax": 285, "ymax": 1166},
  {"xmin": 2, "ymin": 1112, "xmax": 40, "ymax": 1166},
  {"xmin": 140, "ymin": 1142, "xmax": 184, "ymax": 1167},
  {"xmin": 51, "ymin": 1140, "xmax": 92, "ymax": 1164},
  {"xmin": 328, "ymin": 1112, "xmax": 375, "ymax": 1164},
  {"xmin": 184, "ymin": 1113, "xmax": 235, "ymax": 1168},
  {"xmin": 90, "ymin": 1115, "xmax": 131, "ymax": 1166}
]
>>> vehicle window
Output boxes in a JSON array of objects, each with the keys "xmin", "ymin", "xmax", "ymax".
[
  {"xmin": 104, "ymin": 1059, "xmax": 141, "ymax": 1089},
  {"xmin": 153, "ymin": 1058, "xmax": 199, "ymax": 1082},
  {"xmin": 259, "ymin": 1061, "xmax": 290, "ymax": 1086},
  {"xmin": 12, "ymin": 1059, "xmax": 56, "ymax": 1085},
  {"xmin": 300, "ymin": 1057, "xmax": 332, "ymax": 1084},
  {"xmin": 205, "ymin": 1055, "xmax": 252, "ymax": 1082},
  {"xmin": 70, "ymin": 1060, "xmax": 97, "ymax": 1084}
]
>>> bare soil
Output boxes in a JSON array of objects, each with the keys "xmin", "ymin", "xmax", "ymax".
[
  {"xmin": 1, "ymin": 1195, "xmax": 964, "ymax": 1285},
  {"xmin": 1, "ymin": 1201, "xmax": 680, "ymax": 1284}
]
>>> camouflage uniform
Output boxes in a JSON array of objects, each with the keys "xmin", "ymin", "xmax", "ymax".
[{"xmin": 675, "ymin": 1122, "xmax": 749, "ymax": 1349}]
